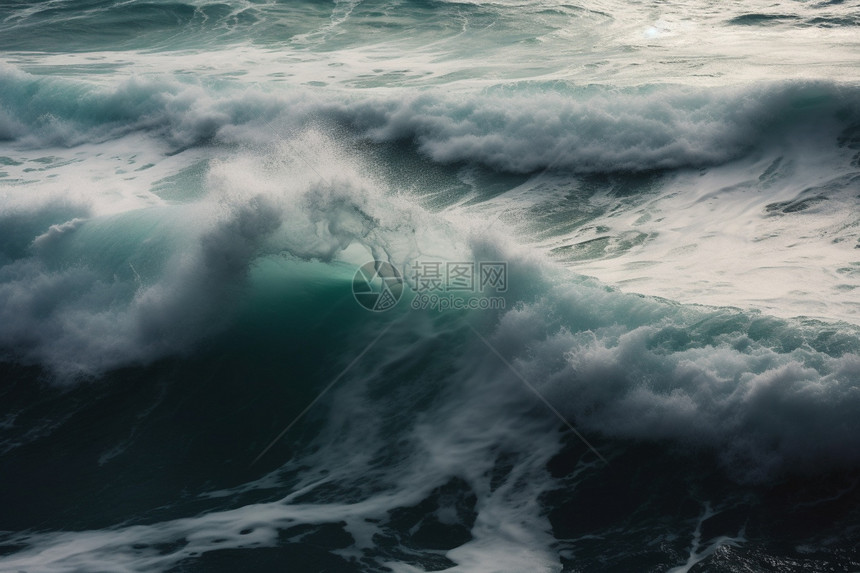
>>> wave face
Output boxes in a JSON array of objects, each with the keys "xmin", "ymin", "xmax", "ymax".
[{"xmin": 2, "ymin": 0, "xmax": 860, "ymax": 571}]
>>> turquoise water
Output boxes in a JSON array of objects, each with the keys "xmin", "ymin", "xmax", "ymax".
[{"xmin": 1, "ymin": 1, "xmax": 860, "ymax": 571}]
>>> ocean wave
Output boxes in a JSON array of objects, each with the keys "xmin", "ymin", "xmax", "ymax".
[
  {"xmin": 1, "ymin": 256, "xmax": 859, "ymax": 573},
  {"xmin": 3, "ymin": 66, "xmax": 859, "ymax": 173},
  {"xmin": 0, "ymin": 136, "xmax": 432, "ymax": 378},
  {"xmin": 484, "ymin": 276, "xmax": 860, "ymax": 482}
]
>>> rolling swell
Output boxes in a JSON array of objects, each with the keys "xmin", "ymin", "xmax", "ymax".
[{"xmin": 2, "ymin": 66, "xmax": 860, "ymax": 174}]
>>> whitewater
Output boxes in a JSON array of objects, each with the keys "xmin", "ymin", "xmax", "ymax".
[{"xmin": 1, "ymin": 0, "xmax": 860, "ymax": 571}]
